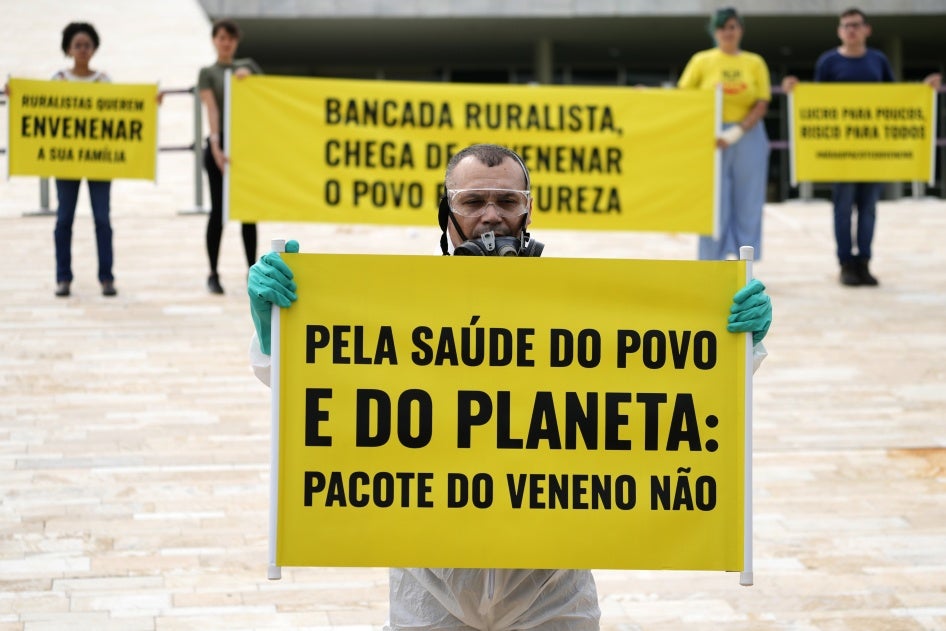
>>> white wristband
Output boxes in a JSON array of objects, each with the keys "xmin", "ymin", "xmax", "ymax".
[{"xmin": 719, "ymin": 125, "xmax": 745, "ymax": 145}]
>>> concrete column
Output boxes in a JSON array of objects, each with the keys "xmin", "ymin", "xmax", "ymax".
[
  {"xmin": 885, "ymin": 36, "xmax": 903, "ymax": 82},
  {"xmin": 534, "ymin": 38, "xmax": 553, "ymax": 85},
  {"xmin": 884, "ymin": 35, "xmax": 904, "ymax": 200}
]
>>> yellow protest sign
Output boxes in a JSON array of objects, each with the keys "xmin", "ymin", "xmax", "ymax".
[
  {"xmin": 790, "ymin": 83, "xmax": 936, "ymax": 183},
  {"xmin": 6, "ymin": 78, "xmax": 158, "ymax": 181},
  {"xmin": 229, "ymin": 76, "xmax": 718, "ymax": 235},
  {"xmin": 272, "ymin": 254, "xmax": 750, "ymax": 571}
]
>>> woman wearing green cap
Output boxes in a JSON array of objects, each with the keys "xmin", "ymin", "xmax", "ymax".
[{"xmin": 678, "ymin": 7, "xmax": 771, "ymax": 261}]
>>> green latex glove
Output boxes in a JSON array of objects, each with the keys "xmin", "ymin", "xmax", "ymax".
[
  {"xmin": 727, "ymin": 278, "xmax": 772, "ymax": 346},
  {"xmin": 248, "ymin": 240, "xmax": 299, "ymax": 355}
]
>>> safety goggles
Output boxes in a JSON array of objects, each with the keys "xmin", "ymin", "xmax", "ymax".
[{"xmin": 446, "ymin": 188, "xmax": 530, "ymax": 218}]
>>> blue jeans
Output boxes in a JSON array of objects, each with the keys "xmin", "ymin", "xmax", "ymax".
[
  {"xmin": 54, "ymin": 179, "xmax": 113, "ymax": 283},
  {"xmin": 832, "ymin": 182, "xmax": 881, "ymax": 264},
  {"xmin": 699, "ymin": 122, "xmax": 769, "ymax": 261}
]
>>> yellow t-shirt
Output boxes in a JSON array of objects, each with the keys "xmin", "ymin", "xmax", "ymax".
[{"xmin": 677, "ymin": 48, "xmax": 771, "ymax": 123}]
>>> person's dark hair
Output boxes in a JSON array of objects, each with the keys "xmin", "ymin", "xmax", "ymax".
[
  {"xmin": 840, "ymin": 7, "xmax": 868, "ymax": 24},
  {"xmin": 212, "ymin": 18, "xmax": 241, "ymax": 39},
  {"xmin": 61, "ymin": 22, "xmax": 100, "ymax": 54},
  {"xmin": 444, "ymin": 144, "xmax": 530, "ymax": 190},
  {"xmin": 708, "ymin": 7, "xmax": 743, "ymax": 34}
]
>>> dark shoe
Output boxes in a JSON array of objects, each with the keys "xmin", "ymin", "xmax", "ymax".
[
  {"xmin": 856, "ymin": 260, "xmax": 879, "ymax": 286},
  {"xmin": 101, "ymin": 280, "xmax": 117, "ymax": 297},
  {"xmin": 207, "ymin": 274, "xmax": 224, "ymax": 295},
  {"xmin": 55, "ymin": 281, "xmax": 70, "ymax": 297},
  {"xmin": 840, "ymin": 262, "xmax": 862, "ymax": 286}
]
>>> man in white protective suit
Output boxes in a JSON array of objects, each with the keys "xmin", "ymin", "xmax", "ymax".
[{"xmin": 246, "ymin": 143, "xmax": 772, "ymax": 630}]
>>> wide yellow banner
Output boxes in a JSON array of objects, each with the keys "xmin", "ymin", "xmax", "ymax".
[
  {"xmin": 273, "ymin": 254, "xmax": 749, "ymax": 571},
  {"xmin": 229, "ymin": 76, "xmax": 718, "ymax": 235},
  {"xmin": 6, "ymin": 78, "xmax": 158, "ymax": 180},
  {"xmin": 790, "ymin": 83, "xmax": 936, "ymax": 183}
]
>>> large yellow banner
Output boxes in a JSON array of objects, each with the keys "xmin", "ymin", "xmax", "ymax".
[
  {"xmin": 6, "ymin": 78, "xmax": 158, "ymax": 180},
  {"xmin": 273, "ymin": 254, "xmax": 749, "ymax": 571},
  {"xmin": 790, "ymin": 83, "xmax": 936, "ymax": 183},
  {"xmin": 229, "ymin": 76, "xmax": 718, "ymax": 235}
]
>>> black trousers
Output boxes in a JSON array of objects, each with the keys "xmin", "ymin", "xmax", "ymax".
[{"xmin": 204, "ymin": 138, "xmax": 257, "ymax": 273}]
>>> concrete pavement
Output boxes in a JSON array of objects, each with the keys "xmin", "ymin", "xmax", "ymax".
[{"xmin": 2, "ymin": 1, "xmax": 945, "ymax": 630}]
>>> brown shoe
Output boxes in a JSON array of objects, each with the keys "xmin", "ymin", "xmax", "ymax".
[{"xmin": 102, "ymin": 280, "xmax": 118, "ymax": 297}]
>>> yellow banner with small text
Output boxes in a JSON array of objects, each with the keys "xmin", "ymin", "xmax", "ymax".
[
  {"xmin": 791, "ymin": 82, "xmax": 935, "ymax": 183},
  {"xmin": 7, "ymin": 78, "xmax": 158, "ymax": 180},
  {"xmin": 274, "ymin": 254, "xmax": 748, "ymax": 570},
  {"xmin": 229, "ymin": 76, "xmax": 717, "ymax": 234}
]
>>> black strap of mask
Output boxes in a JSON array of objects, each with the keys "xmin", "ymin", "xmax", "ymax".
[
  {"xmin": 440, "ymin": 195, "xmax": 471, "ymax": 255},
  {"xmin": 449, "ymin": 209, "xmax": 471, "ymax": 244},
  {"xmin": 516, "ymin": 214, "xmax": 532, "ymax": 253},
  {"xmin": 440, "ymin": 195, "xmax": 467, "ymax": 255}
]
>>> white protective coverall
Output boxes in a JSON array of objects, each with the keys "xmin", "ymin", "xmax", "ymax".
[
  {"xmin": 250, "ymin": 336, "xmax": 602, "ymax": 630},
  {"xmin": 250, "ymin": 325, "xmax": 766, "ymax": 630}
]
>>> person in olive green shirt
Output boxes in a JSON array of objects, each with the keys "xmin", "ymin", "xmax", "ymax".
[{"xmin": 197, "ymin": 18, "xmax": 262, "ymax": 295}]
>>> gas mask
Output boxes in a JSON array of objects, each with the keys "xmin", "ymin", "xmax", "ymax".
[{"xmin": 453, "ymin": 230, "xmax": 545, "ymax": 257}]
